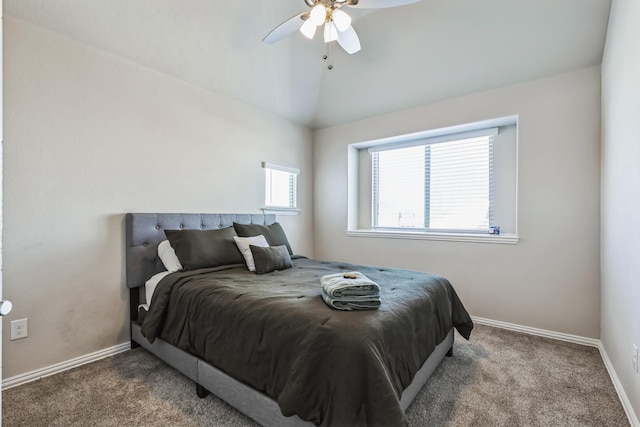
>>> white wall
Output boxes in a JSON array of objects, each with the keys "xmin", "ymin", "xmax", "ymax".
[
  {"xmin": 601, "ymin": 0, "xmax": 640, "ymax": 422},
  {"xmin": 2, "ymin": 16, "xmax": 313, "ymax": 379},
  {"xmin": 314, "ymin": 66, "xmax": 602, "ymax": 339}
]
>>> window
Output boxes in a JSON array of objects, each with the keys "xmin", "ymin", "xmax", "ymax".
[
  {"xmin": 262, "ymin": 162, "xmax": 300, "ymax": 213},
  {"xmin": 347, "ymin": 117, "xmax": 518, "ymax": 243},
  {"xmin": 371, "ymin": 131, "xmax": 495, "ymax": 233}
]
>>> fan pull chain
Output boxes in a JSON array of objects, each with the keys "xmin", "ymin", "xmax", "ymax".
[{"xmin": 323, "ymin": 41, "xmax": 334, "ymax": 70}]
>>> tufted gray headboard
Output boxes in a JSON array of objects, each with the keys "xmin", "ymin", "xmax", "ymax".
[{"xmin": 125, "ymin": 213, "xmax": 276, "ymax": 290}]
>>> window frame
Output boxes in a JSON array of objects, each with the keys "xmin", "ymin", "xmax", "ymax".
[
  {"xmin": 346, "ymin": 116, "xmax": 519, "ymax": 244},
  {"xmin": 262, "ymin": 162, "xmax": 301, "ymax": 215}
]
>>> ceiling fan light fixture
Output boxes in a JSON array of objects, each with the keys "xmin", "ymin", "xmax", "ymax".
[
  {"xmin": 324, "ymin": 22, "xmax": 339, "ymax": 42},
  {"xmin": 300, "ymin": 18, "xmax": 318, "ymax": 39},
  {"xmin": 264, "ymin": 0, "xmax": 421, "ymax": 56},
  {"xmin": 310, "ymin": 4, "xmax": 327, "ymax": 26},
  {"xmin": 331, "ymin": 9, "xmax": 352, "ymax": 32}
]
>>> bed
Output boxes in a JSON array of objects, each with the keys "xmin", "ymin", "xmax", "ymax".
[{"xmin": 126, "ymin": 213, "xmax": 473, "ymax": 426}]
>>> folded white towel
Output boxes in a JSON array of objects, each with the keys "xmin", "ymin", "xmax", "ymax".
[
  {"xmin": 321, "ymin": 271, "xmax": 380, "ymax": 299},
  {"xmin": 321, "ymin": 290, "xmax": 381, "ymax": 311}
]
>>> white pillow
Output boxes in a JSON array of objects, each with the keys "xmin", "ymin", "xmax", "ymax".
[
  {"xmin": 158, "ymin": 240, "xmax": 183, "ymax": 272},
  {"xmin": 145, "ymin": 271, "xmax": 171, "ymax": 307},
  {"xmin": 233, "ymin": 235, "xmax": 269, "ymax": 272}
]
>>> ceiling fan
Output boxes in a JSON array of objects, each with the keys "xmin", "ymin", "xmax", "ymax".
[{"xmin": 263, "ymin": 0, "xmax": 422, "ymax": 55}]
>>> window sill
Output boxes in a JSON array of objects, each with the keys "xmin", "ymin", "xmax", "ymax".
[
  {"xmin": 262, "ymin": 207, "xmax": 301, "ymax": 216},
  {"xmin": 346, "ymin": 229, "xmax": 519, "ymax": 244}
]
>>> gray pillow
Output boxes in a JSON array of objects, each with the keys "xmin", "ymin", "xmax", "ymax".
[
  {"xmin": 164, "ymin": 227, "xmax": 244, "ymax": 271},
  {"xmin": 233, "ymin": 222, "xmax": 293, "ymax": 255},
  {"xmin": 249, "ymin": 245, "xmax": 293, "ymax": 275}
]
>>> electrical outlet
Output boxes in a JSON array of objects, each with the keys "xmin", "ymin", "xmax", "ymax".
[
  {"xmin": 633, "ymin": 344, "xmax": 639, "ymax": 373},
  {"xmin": 10, "ymin": 318, "xmax": 28, "ymax": 341}
]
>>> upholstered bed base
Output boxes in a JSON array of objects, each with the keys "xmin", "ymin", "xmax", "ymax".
[
  {"xmin": 131, "ymin": 322, "xmax": 453, "ymax": 427},
  {"xmin": 126, "ymin": 213, "xmax": 453, "ymax": 426}
]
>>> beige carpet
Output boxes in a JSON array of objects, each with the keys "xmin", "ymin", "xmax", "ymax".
[{"xmin": 2, "ymin": 325, "xmax": 629, "ymax": 426}]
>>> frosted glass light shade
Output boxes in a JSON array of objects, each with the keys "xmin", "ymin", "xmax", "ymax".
[
  {"xmin": 324, "ymin": 22, "xmax": 338, "ymax": 42},
  {"xmin": 310, "ymin": 4, "xmax": 327, "ymax": 25},
  {"xmin": 332, "ymin": 9, "xmax": 352, "ymax": 32},
  {"xmin": 300, "ymin": 19, "xmax": 318, "ymax": 39}
]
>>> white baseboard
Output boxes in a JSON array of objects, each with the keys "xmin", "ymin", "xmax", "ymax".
[
  {"xmin": 471, "ymin": 316, "xmax": 638, "ymax": 427},
  {"xmin": 2, "ymin": 342, "xmax": 130, "ymax": 390},
  {"xmin": 471, "ymin": 316, "xmax": 600, "ymax": 347},
  {"xmin": 599, "ymin": 344, "xmax": 640, "ymax": 427}
]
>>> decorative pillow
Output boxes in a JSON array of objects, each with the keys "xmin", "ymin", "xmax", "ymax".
[
  {"xmin": 249, "ymin": 245, "xmax": 293, "ymax": 275},
  {"xmin": 233, "ymin": 222, "xmax": 293, "ymax": 255},
  {"xmin": 157, "ymin": 240, "xmax": 183, "ymax": 272},
  {"xmin": 233, "ymin": 235, "xmax": 269, "ymax": 272},
  {"xmin": 164, "ymin": 227, "xmax": 244, "ymax": 271}
]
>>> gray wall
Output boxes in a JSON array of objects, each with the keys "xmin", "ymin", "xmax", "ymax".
[
  {"xmin": 2, "ymin": 16, "xmax": 313, "ymax": 379},
  {"xmin": 601, "ymin": 0, "xmax": 640, "ymax": 421},
  {"xmin": 314, "ymin": 66, "xmax": 602, "ymax": 339}
]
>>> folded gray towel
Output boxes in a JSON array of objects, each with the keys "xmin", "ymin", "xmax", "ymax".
[
  {"xmin": 321, "ymin": 290, "xmax": 381, "ymax": 311},
  {"xmin": 321, "ymin": 271, "xmax": 380, "ymax": 299}
]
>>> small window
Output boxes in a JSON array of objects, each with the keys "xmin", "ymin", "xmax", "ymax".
[{"xmin": 263, "ymin": 162, "xmax": 300, "ymax": 212}]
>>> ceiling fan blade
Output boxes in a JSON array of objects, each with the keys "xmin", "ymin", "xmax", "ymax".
[
  {"xmin": 337, "ymin": 26, "xmax": 361, "ymax": 54},
  {"xmin": 347, "ymin": 0, "xmax": 421, "ymax": 9},
  {"xmin": 263, "ymin": 13, "xmax": 305, "ymax": 44}
]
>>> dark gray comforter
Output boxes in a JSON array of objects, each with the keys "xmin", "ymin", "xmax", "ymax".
[{"xmin": 141, "ymin": 258, "xmax": 473, "ymax": 426}]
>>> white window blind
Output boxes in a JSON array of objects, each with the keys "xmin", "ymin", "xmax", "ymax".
[
  {"xmin": 263, "ymin": 162, "xmax": 299, "ymax": 209},
  {"xmin": 372, "ymin": 131, "xmax": 496, "ymax": 233}
]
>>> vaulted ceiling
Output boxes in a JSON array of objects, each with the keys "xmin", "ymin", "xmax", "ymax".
[{"xmin": 4, "ymin": 0, "xmax": 611, "ymax": 129}]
